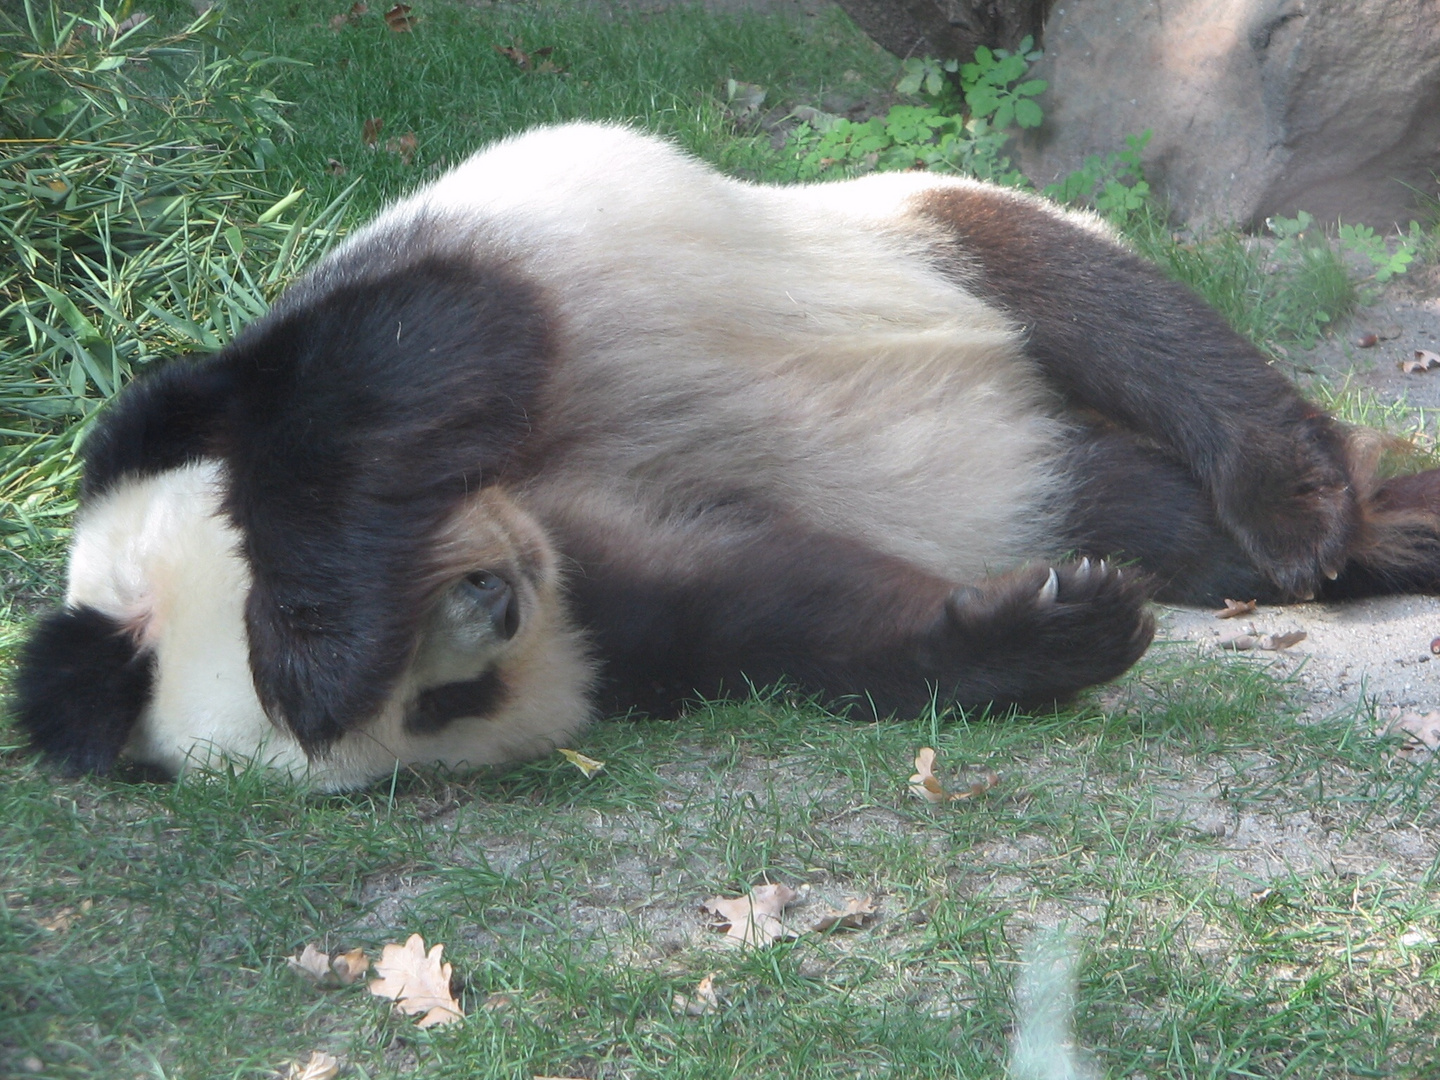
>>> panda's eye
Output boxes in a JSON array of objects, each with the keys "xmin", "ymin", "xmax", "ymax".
[
  {"xmin": 459, "ymin": 571, "xmax": 519, "ymax": 640},
  {"xmin": 465, "ymin": 571, "xmax": 505, "ymax": 593}
]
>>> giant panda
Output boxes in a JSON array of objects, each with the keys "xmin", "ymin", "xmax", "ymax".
[{"xmin": 12, "ymin": 123, "xmax": 1440, "ymax": 791}]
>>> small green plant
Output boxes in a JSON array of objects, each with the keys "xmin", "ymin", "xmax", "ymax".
[
  {"xmin": 895, "ymin": 56, "xmax": 959, "ymax": 99},
  {"xmin": 1337, "ymin": 219, "xmax": 1423, "ymax": 284},
  {"xmin": 1043, "ymin": 131, "xmax": 1153, "ymax": 225},
  {"xmin": 787, "ymin": 37, "xmax": 1045, "ymax": 185},
  {"xmin": 957, "ymin": 38, "xmax": 1047, "ymax": 131},
  {"xmin": 1267, "ymin": 211, "xmax": 1423, "ymax": 288}
]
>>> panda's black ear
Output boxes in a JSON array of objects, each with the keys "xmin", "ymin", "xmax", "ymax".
[
  {"xmin": 80, "ymin": 357, "xmax": 234, "ymax": 500},
  {"xmin": 11, "ymin": 606, "xmax": 155, "ymax": 775}
]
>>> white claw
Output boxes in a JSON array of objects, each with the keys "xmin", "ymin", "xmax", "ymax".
[
  {"xmin": 1098, "ymin": 558, "xmax": 1108, "ymax": 575},
  {"xmin": 1077, "ymin": 557, "xmax": 1091, "ymax": 579},
  {"xmin": 1324, "ymin": 566, "xmax": 1340, "ymax": 581},
  {"xmin": 1038, "ymin": 567, "xmax": 1060, "ymax": 605}
]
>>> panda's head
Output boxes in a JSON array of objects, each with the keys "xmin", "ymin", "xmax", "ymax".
[
  {"xmin": 13, "ymin": 457, "xmax": 596, "ymax": 790},
  {"xmin": 10, "ymin": 252, "xmax": 597, "ymax": 791}
]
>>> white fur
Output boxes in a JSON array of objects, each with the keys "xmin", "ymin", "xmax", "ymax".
[{"xmin": 358, "ymin": 124, "xmax": 1068, "ymax": 580}]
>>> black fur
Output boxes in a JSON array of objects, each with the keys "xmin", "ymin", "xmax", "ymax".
[
  {"xmin": 67, "ymin": 251, "xmax": 553, "ymax": 760},
  {"xmin": 79, "ymin": 360, "xmax": 235, "ymax": 500},
  {"xmin": 12, "ymin": 606, "xmax": 154, "ymax": 774},
  {"xmin": 1059, "ymin": 427, "xmax": 1277, "ymax": 605},
  {"xmin": 918, "ymin": 188, "xmax": 1358, "ymax": 599},
  {"xmin": 408, "ymin": 671, "xmax": 510, "ymax": 734}
]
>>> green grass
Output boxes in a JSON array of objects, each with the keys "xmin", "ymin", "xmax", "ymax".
[
  {"xmin": 5, "ymin": 3, "xmax": 1440, "ymax": 1077},
  {"xmin": 6, "ymin": 652, "xmax": 1440, "ymax": 1078},
  {"xmin": 222, "ymin": 0, "xmax": 895, "ymax": 214}
]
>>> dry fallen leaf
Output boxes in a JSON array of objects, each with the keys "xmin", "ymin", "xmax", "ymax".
[
  {"xmin": 725, "ymin": 79, "xmax": 767, "ymax": 122},
  {"xmin": 39, "ymin": 898, "xmax": 92, "ymax": 933},
  {"xmin": 702, "ymin": 884, "xmax": 799, "ymax": 947},
  {"xmin": 284, "ymin": 1050, "xmax": 340, "ymax": 1080},
  {"xmin": 384, "ymin": 3, "xmax": 416, "ymax": 31},
  {"xmin": 1215, "ymin": 598, "xmax": 1258, "ymax": 619},
  {"xmin": 287, "ymin": 943, "xmax": 333, "ymax": 984},
  {"xmin": 1218, "ymin": 628, "xmax": 1306, "ymax": 651},
  {"xmin": 809, "ymin": 895, "xmax": 878, "ymax": 934},
  {"xmin": 1263, "ymin": 630, "xmax": 1307, "ymax": 650},
  {"xmin": 384, "ymin": 131, "xmax": 418, "ymax": 164},
  {"xmin": 557, "ymin": 747, "xmax": 605, "ymax": 778},
  {"xmin": 494, "ymin": 40, "xmax": 564, "ymax": 73},
  {"xmin": 1355, "ymin": 332, "xmax": 1379, "ymax": 348},
  {"xmin": 369, "ymin": 933, "xmax": 464, "ymax": 1027},
  {"xmin": 1400, "ymin": 350, "xmax": 1440, "ymax": 375},
  {"xmin": 361, "ymin": 117, "xmax": 383, "ymax": 148},
  {"xmin": 329, "ymin": 1, "xmax": 367, "ymax": 30},
  {"xmin": 672, "ymin": 972, "xmax": 719, "ymax": 1015},
  {"xmin": 287, "ymin": 943, "xmax": 370, "ymax": 988},
  {"xmin": 908, "ymin": 747, "xmax": 999, "ymax": 803},
  {"xmin": 332, "ymin": 947, "xmax": 370, "ymax": 986},
  {"xmin": 325, "ymin": 158, "xmax": 347, "ymax": 176},
  {"xmin": 1380, "ymin": 709, "xmax": 1440, "ymax": 757}
]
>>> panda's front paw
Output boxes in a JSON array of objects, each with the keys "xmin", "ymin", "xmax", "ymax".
[
  {"xmin": 933, "ymin": 559, "xmax": 1154, "ymax": 710},
  {"xmin": 1213, "ymin": 420, "xmax": 1359, "ymax": 599}
]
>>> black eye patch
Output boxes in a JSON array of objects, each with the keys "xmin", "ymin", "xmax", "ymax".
[
  {"xmin": 406, "ymin": 669, "xmax": 509, "ymax": 735},
  {"xmin": 11, "ymin": 605, "xmax": 156, "ymax": 775}
]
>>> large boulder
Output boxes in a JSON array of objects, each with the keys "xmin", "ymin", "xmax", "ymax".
[{"xmin": 1018, "ymin": 0, "xmax": 1440, "ymax": 229}]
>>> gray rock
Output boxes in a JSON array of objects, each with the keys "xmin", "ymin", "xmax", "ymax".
[{"xmin": 1019, "ymin": 0, "xmax": 1440, "ymax": 229}]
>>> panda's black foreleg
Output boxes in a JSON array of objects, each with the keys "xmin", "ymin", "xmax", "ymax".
[
  {"xmin": 558, "ymin": 515, "xmax": 1154, "ymax": 719},
  {"xmin": 916, "ymin": 188, "xmax": 1359, "ymax": 600},
  {"xmin": 1061, "ymin": 426, "xmax": 1440, "ymax": 604},
  {"xmin": 1059, "ymin": 427, "xmax": 1283, "ymax": 606}
]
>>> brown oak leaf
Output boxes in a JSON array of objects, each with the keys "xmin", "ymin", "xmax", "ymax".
[
  {"xmin": 809, "ymin": 895, "xmax": 878, "ymax": 934},
  {"xmin": 287, "ymin": 943, "xmax": 371, "ymax": 988},
  {"xmin": 1380, "ymin": 709, "xmax": 1440, "ymax": 758},
  {"xmin": 284, "ymin": 1050, "xmax": 340, "ymax": 1080},
  {"xmin": 384, "ymin": 131, "xmax": 418, "ymax": 164},
  {"xmin": 287, "ymin": 943, "xmax": 333, "ymax": 984},
  {"xmin": 1217, "ymin": 628, "xmax": 1306, "ymax": 651},
  {"xmin": 1400, "ymin": 350, "xmax": 1440, "ymax": 375},
  {"xmin": 702, "ymin": 884, "xmax": 798, "ymax": 946},
  {"xmin": 909, "ymin": 747, "xmax": 998, "ymax": 803},
  {"xmin": 384, "ymin": 3, "xmax": 416, "ymax": 31},
  {"xmin": 329, "ymin": 2, "xmax": 367, "ymax": 30},
  {"xmin": 368, "ymin": 933, "xmax": 464, "ymax": 1027},
  {"xmin": 672, "ymin": 972, "xmax": 719, "ymax": 1015},
  {"xmin": 361, "ymin": 117, "xmax": 384, "ymax": 148},
  {"xmin": 1215, "ymin": 598, "xmax": 1257, "ymax": 619},
  {"xmin": 494, "ymin": 40, "xmax": 564, "ymax": 73}
]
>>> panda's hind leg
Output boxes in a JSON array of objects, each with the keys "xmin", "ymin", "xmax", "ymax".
[
  {"xmin": 554, "ymin": 505, "xmax": 1155, "ymax": 719},
  {"xmin": 938, "ymin": 558, "xmax": 1155, "ymax": 712}
]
